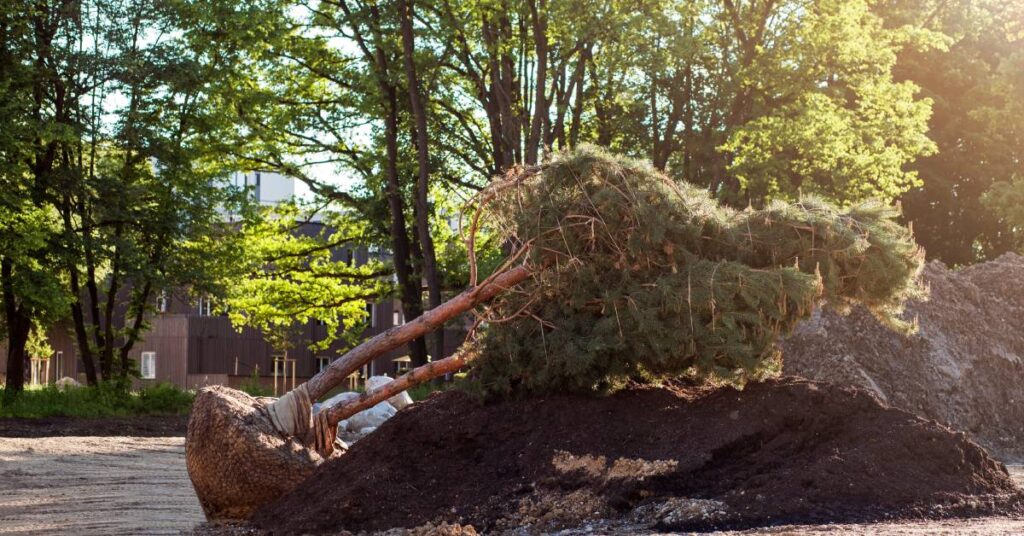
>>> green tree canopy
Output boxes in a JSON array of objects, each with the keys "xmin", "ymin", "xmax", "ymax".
[{"xmin": 886, "ymin": 0, "xmax": 1024, "ymax": 264}]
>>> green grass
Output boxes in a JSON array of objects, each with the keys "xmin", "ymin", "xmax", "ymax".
[{"xmin": 0, "ymin": 382, "xmax": 194, "ymax": 418}]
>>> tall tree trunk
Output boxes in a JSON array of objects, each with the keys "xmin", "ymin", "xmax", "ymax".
[
  {"xmin": 337, "ymin": 0, "xmax": 428, "ymax": 366},
  {"xmin": 101, "ymin": 224, "xmax": 123, "ymax": 376},
  {"xmin": 119, "ymin": 279, "xmax": 153, "ymax": 377},
  {"xmin": 2, "ymin": 259, "xmax": 31, "ymax": 395},
  {"xmin": 682, "ymin": 63, "xmax": 694, "ymax": 181},
  {"xmin": 398, "ymin": 0, "xmax": 444, "ymax": 364},
  {"xmin": 382, "ymin": 85, "xmax": 429, "ymax": 366},
  {"xmin": 59, "ymin": 198, "xmax": 100, "ymax": 386},
  {"xmin": 568, "ymin": 46, "xmax": 589, "ymax": 148},
  {"xmin": 525, "ymin": 0, "xmax": 547, "ymax": 165}
]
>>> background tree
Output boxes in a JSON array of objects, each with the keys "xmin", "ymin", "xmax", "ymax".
[
  {"xmin": 184, "ymin": 0, "xmax": 450, "ymax": 366},
  {"xmin": 52, "ymin": 0, "xmax": 245, "ymax": 385},
  {"xmin": 983, "ymin": 176, "xmax": 1024, "ymax": 253},
  {"xmin": 219, "ymin": 203, "xmax": 392, "ymax": 353},
  {"xmin": 880, "ymin": 0, "xmax": 1024, "ymax": 264},
  {"xmin": 1, "ymin": 0, "xmax": 246, "ymax": 387},
  {"xmin": 0, "ymin": 1, "xmax": 74, "ymax": 395}
]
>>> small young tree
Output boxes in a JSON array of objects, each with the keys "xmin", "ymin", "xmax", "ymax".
[{"xmin": 311, "ymin": 146, "xmax": 924, "ymax": 446}]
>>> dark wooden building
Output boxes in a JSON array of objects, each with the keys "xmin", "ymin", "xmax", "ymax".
[
  {"xmin": 0, "ymin": 222, "xmax": 468, "ymax": 393},
  {"xmin": 0, "ymin": 293, "xmax": 467, "ymax": 393}
]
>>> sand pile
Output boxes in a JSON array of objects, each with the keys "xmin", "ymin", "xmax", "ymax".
[
  {"xmin": 251, "ymin": 378, "xmax": 1021, "ymax": 534},
  {"xmin": 783, "ymin": 253, "xmax": 1024, "ymax": 461}
]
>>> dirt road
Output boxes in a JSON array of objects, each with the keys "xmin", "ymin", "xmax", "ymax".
[
  {"xmin": 0, "ymin": 436, "xmax": 202, "ymax": 535},
  {"xmin": 0, "ymin": 435, "xmax": 1022, "ymax": 535}
]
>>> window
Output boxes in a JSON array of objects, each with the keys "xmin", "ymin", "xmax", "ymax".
[
  {"xmin": 197, "ymin": 296, "xmax": 213, "ymax": 316},
  {"xmin": 140, "ymin": 352, "xmax": 157, "ymax": 379},
  {"xmin": 316, "ymin": 356, "xmax": 331, "ymax": 373},
  {"xmin": 367, "ymin": 303, "xmax": 377, "ymax": 328},
  {"xmin": 156, "ymin": 292, "xmax": 168, "ymax": 313},
  {"xmin": 393, "ymin": 308, "xmax": 404, "ymax": 326},
  {"xmin": 54, "ymin": 351, "xmax": 63, "ymax": 380}
]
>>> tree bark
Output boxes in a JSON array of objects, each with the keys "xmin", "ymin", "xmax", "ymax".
[
  {"xmin": 568, "ymin": 46, "xmax": 589, "ymax": 148},
  {"xmin": 398, "ymin": 0, "xmax": 444, "ymax": 365},
  {"xmin": 383, "ymin": 84, "xmax": 429, "ymax": 366},
  {"xmin": 525, "ymin": 0, "xmax": 547, "ymax": 165},
  {"xmin": 58, "ymin": 196, "xmax": 100, "ymax": 386},
  {"xmin": 2, "ymin": 259, "xmax": 31, "ymax": 395},
  {"xmin": 119, "ymin": 279, "xmax": 154, "ymax": 378}
]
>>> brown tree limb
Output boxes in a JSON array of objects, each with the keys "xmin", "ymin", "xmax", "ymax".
[
  {"xmin": 313, "ymin": 350, "xmax": 470, "ymax": 456},
  {"xmin": 303, "ymin": 263, "xmax": 534, "ymax": 401}
]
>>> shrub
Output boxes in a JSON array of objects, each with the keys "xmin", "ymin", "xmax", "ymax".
[
  {"xmin": 469, "ymin": 146, "xmax": 924, "ymax": 396},
  {"xmin": 239, "ymin": 371, "xmax": 273, "ymax": 397},
  {"xmin": 0, "ymin": 382, "xmax": 193, "ymax": 418}
]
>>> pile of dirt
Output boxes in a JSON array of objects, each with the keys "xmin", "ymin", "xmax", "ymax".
[
  {"xmin": 0, "ymin": 414, "xmax": 188, "ymax": 437},
  {"xmin": 782, "ymin": 253, "xmax": 1024, "ymax": 461},
  {"xmin": 252, "ymin": 378, "xmax": 1022, "ymax": 535}
]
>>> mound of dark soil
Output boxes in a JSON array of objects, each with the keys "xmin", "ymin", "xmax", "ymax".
[
  {"xmin": 783, "ymin": 253, "xmax": 1024, "ymax": 461},
  {"xmin": 252, "ymin": 378, "xmax": 1022, "ymax": 535},
  {"xmin": 0, "ymin": 414, "xmax": 188, "ymax": 437}
]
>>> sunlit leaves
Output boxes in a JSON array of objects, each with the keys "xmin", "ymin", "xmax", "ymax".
[{"xmin": 220, "ymin": 203, "xmax": 392, "ymax": 353}]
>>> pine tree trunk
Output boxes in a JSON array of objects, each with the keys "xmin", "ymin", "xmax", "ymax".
[
  {"xmin": 304, "ymin": 264, "xmax": 532, "ymax": 401},
  {"xmin": 334, "ymin": 353, "xmax": 466, "ymax": 426}
]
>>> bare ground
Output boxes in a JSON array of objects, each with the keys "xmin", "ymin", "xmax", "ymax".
[
  {"xmin": 782, "ymin": 254, "xmax": 1024, "ymax": 462},
  {"xmin": 0, "ymin": 436, "xmax": 203, "ymax": 535},
  {"xmin": 0, "ymin": 435, "xmax": 1022, "ymax": 535}
]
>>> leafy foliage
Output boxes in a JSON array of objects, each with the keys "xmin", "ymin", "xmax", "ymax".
[
  {"xmin": 0, "ymin": 382, "xmax": 193, "ymax": 418},
  {"xmin": 890, "ymin": 0, "xmax": 1024, "ymax": 264},
  {"xmin": 1, "ymin": 0, "xmax": 250, "ymax": 387},
  {"xmin": 220, "ymin": 203, "xmax": 392, "ymax": 353},
  {"xmin": 470, "ymin": 147, "xmax": 924, "ymax": 395},
  {"xmin": 983, "ymin": 176, "xmax": 1024, "ymax": 252}
]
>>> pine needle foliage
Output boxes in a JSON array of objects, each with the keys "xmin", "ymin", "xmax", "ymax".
[{"xmin": 470, "ymin": 146, "xmax": 925, "ymax": 395}]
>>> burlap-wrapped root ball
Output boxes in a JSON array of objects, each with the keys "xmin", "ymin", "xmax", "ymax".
[{"xmin": 186, "ymin": 385, "xmax": 328, "ymax": 521}]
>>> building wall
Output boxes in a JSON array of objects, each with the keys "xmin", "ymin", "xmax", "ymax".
[
  {"xmin": 1, "ymin": 237, "xmax": 470, "ymax": 392},
  {"xmin": 130, "ymin": 316, "xmax": 189, "ymax": 389},
  {"xmin": 0, "ymin": 324, "xmax": 78, "ymax": 386}
]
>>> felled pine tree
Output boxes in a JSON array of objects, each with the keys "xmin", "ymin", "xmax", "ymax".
[{"xmin": 469, "ymin": 146, "xmax": 924, "ymax": 395}]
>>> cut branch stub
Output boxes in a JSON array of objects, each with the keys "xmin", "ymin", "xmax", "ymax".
[{"xmin": 313, "ymin": 351, "xmax": 470, "ymax": 456}]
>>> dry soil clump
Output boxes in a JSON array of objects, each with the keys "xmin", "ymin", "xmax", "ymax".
[
  {"xmin": 252, "ymin": 378, "xmax": 1022, "ymax": 535},
  {"xmin": 783, "ymin": 253, "xmax": 1024, "ymax": 460}
]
